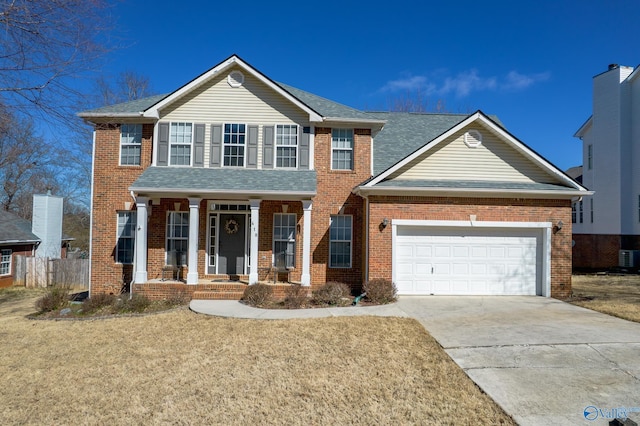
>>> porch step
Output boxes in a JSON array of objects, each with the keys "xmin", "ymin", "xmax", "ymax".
[{"xmin": 192, "ymin": 290, "xmax": 245, "ymax": 301}]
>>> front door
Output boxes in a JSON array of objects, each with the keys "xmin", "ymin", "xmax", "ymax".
[{"xmin": 218, "ymin": 214, "xmax": 246, "ymax": 275}]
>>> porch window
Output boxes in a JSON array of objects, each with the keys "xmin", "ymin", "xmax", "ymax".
[
  {"xmin": 331, "ymin": 129, "xmax": 353, "ymax": 170},
  {"xmin": 223, "ymin": 123, "xmax": 246, "ymax": 167},
  {"xmin": 120, "ymin": 124, "xmax": 142, "ymax": 165},
  {"xmin": 169, "ymin": 122, "xmax": 192, "ymax": 166},
  {"xmin": 166, "ymin": 212, "xmax": 189, "ymax": 265},
  {"xmin": 273, "ymin": 213, "xmax": 296, "ymax": 268},
  {"xmin": 0, "ymin": 249, "xmax": 11, "ymax": 276},
  {"xmin": 571, "ymin": 203, "xmax": 577, "ymax": 224},
  {"xmin": 329, "ymin": 215, "xmax": 352, "ymax": 268},
  {"xmin": 115, "ymin": 211, "xmax": 136, "ymax": 264},
  {"xmin": 276, "ymin": 124, "xmax": 298, "ymax": 168}
]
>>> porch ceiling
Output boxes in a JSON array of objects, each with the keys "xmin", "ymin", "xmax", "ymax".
[{"xmin": 130, "ymin": 167, "xmax": 317, "ymax": 199}]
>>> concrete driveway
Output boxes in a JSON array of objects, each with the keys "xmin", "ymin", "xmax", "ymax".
[{"xmin": 396, "ymin": 296, "xmax": 640, "ymax": 425}]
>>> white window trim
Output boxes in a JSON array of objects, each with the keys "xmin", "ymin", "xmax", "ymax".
[
  {"xmin": 166, "ymin": 211, "xmax": 189, "ymax": 265},
  {"xmin": 273, "ymin": 213, "xmax": 296, "ymax": 268},
  {"xmin": 0, "ymin": 249, "xmax": 12, "ymax": 276},
  {"xmin": 329, "ymin": 215, "xmax": 353, "ymax": 268},
  {"xmin": 119, "ymin": 124, "xmax": 142, "ymax": 166},
  {"xmin": 169, "ymin": 122, "xmax": 194, "ymax": 167},
  {"xmin": 115, "ymin": 211, "xmax": 136, "ymax": 264},
  {"xmin": 223, "ymin": 122, "xmax": 247, "ymax": 168},
  {"xmin": 275, "ymin": 124, "xmax": 299, "ymax": 169},
  {"xmin": 331, "ymin": 128, "xmax": 354, "ymax": 171}
]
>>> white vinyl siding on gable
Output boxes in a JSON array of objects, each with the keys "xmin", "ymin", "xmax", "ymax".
[
  {"xmin": 389, "ymin": 128, "xmax": 560, "ymax": 184},
  {"xmin": 160, "ymin": 67, "xmax": 308, "ymax": 168},
  {"xmin": 120, "ymin": 124, "xmax": 142, "ymax": 165}
]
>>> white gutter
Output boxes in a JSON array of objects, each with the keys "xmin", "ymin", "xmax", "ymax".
[{"xmin": 355, "ymin": 186, "xmax": 594, "ymax": 199}]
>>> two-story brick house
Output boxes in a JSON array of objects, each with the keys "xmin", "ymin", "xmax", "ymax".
[{"xmin": 79, "ymin": 55, "xmax": 588, "ymax": 300}]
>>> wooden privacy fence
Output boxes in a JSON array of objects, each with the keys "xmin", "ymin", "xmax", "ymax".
[{"xmin": 14, "ymin": 256, "xmax": 89, "ymax": 288}]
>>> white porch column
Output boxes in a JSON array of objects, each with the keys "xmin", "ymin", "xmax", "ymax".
[
  {"xmin": 186, "ymin": 197, "xmax": 201, "ymax": 285},
  {"xmin": 301, "ymin": 200, "xmax": 312, "ymax": 286},
  {"xmin": 134, "ymin": 196, "xmax": 148, "ymax": 284},
  {"xmin": 249, "ymin": 199, "xmax": 261, "ymax": 285}
]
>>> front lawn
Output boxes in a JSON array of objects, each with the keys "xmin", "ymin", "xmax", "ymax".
[
  {"xmin": 569, "ymin": 274, "xmax": 640, "ymax": 323},
  {"xmin": 0, "ymin": 287, "xmax": 514, "ymax": 425}
]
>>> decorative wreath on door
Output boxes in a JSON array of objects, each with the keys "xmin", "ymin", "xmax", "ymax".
[{"xmin": 224, "ymin": 218, "xmax": 240, "ymax": 234}]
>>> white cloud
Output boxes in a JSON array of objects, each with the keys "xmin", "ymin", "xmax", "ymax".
[
  {"xmin": 502, "ymin": 70, "xmax": 551, "ymax": 90},
  {"xmin": 439, "ymin": 69, "xmax": 497, "ymax": 97},
  {"xmin": 379, "ymin": 69, "xmax": 550, "ymax": 98}
]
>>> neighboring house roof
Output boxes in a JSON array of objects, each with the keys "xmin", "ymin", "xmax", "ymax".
[
  {"xmin": 0, "ymin": 210, "xmax": 40, "ymax": 245},
  {"xmin": 565, "ymin": 166, "xmax": 583, "ymax": 184},
  {"xmin": 574, "ymin": 116, "xmax": 592, "ymax": 138},
  {"xmin": 130, "ymin": 167, "xmax": 316, "ymax": 198}
]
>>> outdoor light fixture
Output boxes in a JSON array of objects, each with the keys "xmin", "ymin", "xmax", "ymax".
[
  {"xmin": 557, "ymin": 220, "xmax": 564, "ymax": 230},
  {"xmin": 381, "ymin": 218, "xmax": 390, "ymax": 228}
]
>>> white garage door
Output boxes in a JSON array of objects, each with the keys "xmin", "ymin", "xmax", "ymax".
[{"xmin": 395, "ymin": 226, "xmax": 541, "ymax": 295}]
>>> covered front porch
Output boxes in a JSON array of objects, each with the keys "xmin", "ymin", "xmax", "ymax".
[{"xmin": 128, "ymin": 167, "xmax": 317, "ymax": 293}]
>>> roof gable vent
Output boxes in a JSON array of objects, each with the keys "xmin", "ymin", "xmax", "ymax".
[
  {"xmin": 228, "ymin": 71, "xmax": 244, "ymax": 88},
  {"xmin": 464, "ymin": 130, "xmax": 482, "ymax": 148}
]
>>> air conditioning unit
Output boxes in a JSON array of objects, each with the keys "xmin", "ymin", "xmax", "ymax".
[{"xmin": 619, "ymin": 250, "xmax": 640, "ymax": 268}]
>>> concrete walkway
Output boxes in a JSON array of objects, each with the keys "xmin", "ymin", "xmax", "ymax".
[{"xmin": 190, "ymin": 297, "xmax": 640, "ymax": 425}]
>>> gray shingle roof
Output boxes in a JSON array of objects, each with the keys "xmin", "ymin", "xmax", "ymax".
[
  {"xmin": 0, "ymin": 210, "xmax": 40, "ymax": 244},
  {"xmin": 78, "ymin": 94, "xmax": 169, "ymax": 116},
  {"xmin": 130, "ymin": 167, "xmax": 317, "ymax": 195},
  {"xmin": 276, "ymin": 83, "xmax": 383, "ymax": 122},
  {"xmin": 368, "ymin": 112, "xmax": 469, "ymax": 175}
]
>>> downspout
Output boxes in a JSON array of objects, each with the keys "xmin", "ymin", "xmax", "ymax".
[
  {"xmin": 88, "ymin": 130, "xmax": 96, "ymax": 297},
  {"xmin": 364, "ymin": 193, "xmax": 370, "ymax": 284}
]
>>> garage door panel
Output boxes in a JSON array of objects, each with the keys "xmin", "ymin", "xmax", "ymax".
[{"xmin": 395, "ymin": 226, "xmax": 540, "ymax": 296}]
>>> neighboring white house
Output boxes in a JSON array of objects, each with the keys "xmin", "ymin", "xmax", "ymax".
[{"xmin": 573, "ymin": 63, "xmax": 640, "ymax": 269}]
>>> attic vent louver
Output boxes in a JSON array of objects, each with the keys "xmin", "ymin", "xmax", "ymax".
[
  {"xmin": 464, "ymin": 130, "xmax": 482, "ymax": 148},
  {"xmin": 228, "ymin": 71, "xmax": 244, "ymax": 88}
]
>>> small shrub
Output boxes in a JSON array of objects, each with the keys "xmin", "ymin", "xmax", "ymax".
[
  {"xmin": 115, "ymin": 294, "xmax": 151, "ymax": 313},
  {"xmin": 35, "ymin": 285, "xmax": 70, "ymax": 313},
  {"xmin": 82, "ymin": 293, "xmax": 116, "ymax": 313},
  {"xmin": 313, "ymin": 282, "xmax": 351, "ymax": 306},
  {"xmin": 242, "ymin": 283, "xmax": 273, "ymax": 307},
  {"xmin": 283, "ymin": 284, "xmax": 309, "ymax": 309},
  {"xmin": 363, "ymin": 279, "xmax": 397, "ymax": 304}
]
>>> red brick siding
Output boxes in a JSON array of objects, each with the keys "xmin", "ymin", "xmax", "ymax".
[
  {"xmin": 368, "ymin": 196, "xmax": 573, "ymax": 299},
  {"xmin": 573, "ymin": 234, "xmax": 640, "ymax": 269},
  {"xmin": 90, "ymin": 123, "xmax": 153, "ymax": 295},
  {"xmin": 309, "ymin": 128, "xmax": 370, "ymax": 292}
]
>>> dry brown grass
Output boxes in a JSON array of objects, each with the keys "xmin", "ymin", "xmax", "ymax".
[
  {"xmin": 570, "ymin": 274, "xmax": 640, "ymax": 323},
  {"xmin": 0, "ymin": 288, "xmax": 514, "ymax": 425}
]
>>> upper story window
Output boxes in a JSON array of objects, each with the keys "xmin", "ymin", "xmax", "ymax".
[
  {"xmin": 587, "ymin": 144, "xmax": 593, "ymax": 170},
  {"xmin": 0, "ymin": 249, "xmax": 11, "ymax": 276},
  {"xmin": 223, "ymin": 123, "xmax": 246, "ymax": 167},
  {"xmin": 170, "ymin": 123, "xmax": 193, "ymax": 166},
  {"xmin": 331, "ymin": 129, "xmax": 353, "ymax": 170},
  {"xmin": 116, "ymin": 211, "xmax": 136, "ymax": 264},
  {"xmin": 276, "ymin": 125, "xmax": 298, "ymax": 168},
  {"xmin": 120, "ymin": 124, "xmax": 142, "ymax": 165}
]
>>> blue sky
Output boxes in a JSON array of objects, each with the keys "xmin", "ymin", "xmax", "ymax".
[{"xmin": 99, "ymin": 0, "xmax": 639, "ymax": 171}]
